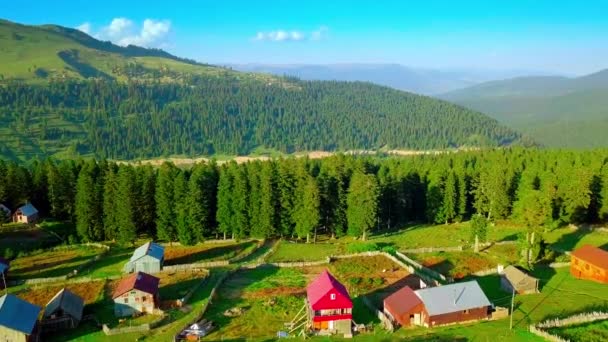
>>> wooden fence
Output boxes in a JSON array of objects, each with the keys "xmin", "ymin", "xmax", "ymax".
[
  {"xmin": 529, "ymin": 311, "xmax": 608, "ymax": 342},
  {"xmin": 395, "ymin": 251, "xmax": 452, "ymax": 284},
  {"xmin": 164, "ymin": 260, "xmax": 229, "ymax": 272},
  {"xmin": 102, "ymin": 314, "xmax": 166, "ymax": 336},
  {"xmin": 401, "ymin": 246, "xmax": 463, "ymax": 254}
]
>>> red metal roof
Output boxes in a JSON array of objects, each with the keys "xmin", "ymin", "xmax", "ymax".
[
  {"xmin": 307, "ymin": 270, "xmax": 352, "ymax": 310},
  {"xmin": 112, "ymin": 272, "xmax": 160, "ymax": 299},
  {"xmin": 572, "ymin": 245, "xmax": 608, "ymax": 270},
  {"xmin": 383, "ymin": 286, "xmax": 423, "ymax": 317}
]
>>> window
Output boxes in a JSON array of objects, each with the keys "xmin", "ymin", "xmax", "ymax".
[
  {"xmin": 142, "ymin": 296, "xmax": 147, "ymax": 302},
  {"xmin": 463, "ymin": 309, "xmax": 470, "ymax": 314},
  {"xmin": 124, "ymin": 298, "xmax": 128, "ymax": 304},
  {"xmin": 330, "ymin": 293, "xmax": 336, "ymax": 300}
]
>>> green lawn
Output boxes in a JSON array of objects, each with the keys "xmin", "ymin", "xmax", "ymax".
[
  {"xmin": 544, "ymin": 226, "xmax": 608, "ymax": 252},
  {"xmin": 267, "ymin": 240, "xmax": 345, "ymax": 262},
  {"xmin": 164, "ymin": 240, "xmax": 258, "ymax": 265},
  {"xmin": 547, "ymin": 319, "xmax": 608, "ymax": 342},
  {"xmin": 9, "ymin": 245, "xmax": 103, "ymax": 279},
  {"xmin": 75, "ymin": 244, "xmax": 134, "ymax": 279}
]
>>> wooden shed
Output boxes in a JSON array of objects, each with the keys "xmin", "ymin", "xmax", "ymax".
[
  {"xmin": 500, "ymin": 265, "xmax": 539, "ymax": 294},
  {"xmin": 12, "ymin": 203, "xmax": 38, "ymax": 224},
  {"xmin": 42, "ymin": 288, "xmax": 84, "ymax": 331},
  {"xmin": 0, "ymin": 294, "xmax": 41, "ymax": 342},
  {"xmin": 414, "ymin": 280, "xmax": 491, "ymax": 327},
  {"xmin": 123, "ymin": 242, "xmax": 164, "ymax": 274},
  {"xmin": 306, "ymin": 270, "xmax": 353, "ymax": 337},
  {"xmin": 113, "ymin": 272, "xmax": 160, "ymax": 317},
  {"xmin": 570, "ymin": 245, "xmax": 608, "ymax": 284},
  {"xmin": 383, "ymin": 286, "xmax": 424, "ymax": 327}
]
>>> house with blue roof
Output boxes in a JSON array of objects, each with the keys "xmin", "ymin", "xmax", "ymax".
[
  {"xmin": 12, "ymin": 203, "xmax": 38, "ymax": 224},
  {"xmin": 123, "ymin": 241, "xmax": 165, "ymax": 274},
  {"xmin": 0, "ymin": 294, "xmax": 41, "ymax": 342}
]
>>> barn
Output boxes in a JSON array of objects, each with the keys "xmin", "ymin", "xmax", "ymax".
[
  {"xmin": 570, "ymin": 245, "xmax": 608, "ymax": 284},
  {"xmin": 42, "ymin": 288, "xmax": 84, "ymax": 331},
  {"xmin": 383, "ymin": 286, "xmax": 424, "ymax": 327},
  {"xmin": 123, "ymin": 241, "xmax": 164, "ymax": 274},
  {"xmin": 0, "ymin": 294, "xmax": 41, "ymax": 342},
  {"xmin": 113, "ymin": 272, "xmax": 160, "ymax": 317},
  {"xmin": 12, "ymin": 203, "xmax": 38, "ymax": 224},
  {"xmin": 414, "ymin": 280, "xmax": 491, "ymax": 327},
  {"xmin": 500, "ymin": 265, "xmax": 539, "ymax": 294},
  {"xmin": 306, "ymin": 270, "xmax": 353, "ymax": 337}
]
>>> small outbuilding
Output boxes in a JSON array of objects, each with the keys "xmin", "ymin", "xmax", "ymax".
[
  {"xmin": 12, "ymin": 203, "xmax": 39, "ymax": 224},
  {"xmin": 113, "ymin": 272, "xmax": 160, "ymax": 317},
  {"xmin": 306, "ymin": 270, "xmax": 353, "ymax": 337},
  {"xmin": 500, "ymin": 265, "xmax": 539, "ymax": 294},
  {"xmin": 570, "ymin": 245, "xmax": 608, "ymax": 284},
  {"xmin": 42, "ymin": 288, "xmax": 84, "ymax": 330},
  {"xmin": 0, "ymin": 294, "xmax": 41, "ymax": 342},
  {"xmin": 414, "ymin": 280, "xmax": 491, "ymax": 327},
  {"xmin": 123, "ymin": 241, "xmax": 164, "ymax": 274},
  {"xmin": 383, "ymin": 286, "xmax": 424, "ymax": 327}
]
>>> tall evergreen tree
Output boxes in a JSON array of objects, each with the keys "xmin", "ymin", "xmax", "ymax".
[
  {"xmin": 115, "ymin": 165, "xmax": 137, "ymax": 245},
  {"xmin": 174, "ymin": 170, "xmax": 194, "ymax": 245},
  {"xmin": 155, "ymin": 163, "xmax": 176, "ymax": 242},
  {"xmin": 347, "ymin": 171, "xmax": 379, "ymax": 240},
  {"xmin": 293, "ymin": 173, "xmax": 320, "ymax": 242},
  {"xmin": 102, "ymin": 164, "xmax": 119, "ymax": 240},
  {"xmin": 216, "ymin": 164, "xmax": 234, "ymax": 239}
]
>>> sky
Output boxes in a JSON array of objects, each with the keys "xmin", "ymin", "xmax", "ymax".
[{"xmin": 2, "ymin": 0, "xmax": 608, "ymax": 75}]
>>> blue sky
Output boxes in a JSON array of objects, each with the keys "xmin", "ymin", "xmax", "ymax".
[{"xmin": 3, "ymin": 0, "xmax": 608, "ymax": 74}]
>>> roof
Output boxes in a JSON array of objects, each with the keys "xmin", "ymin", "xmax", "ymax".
[
  {"xmin": 44, "ymin": 288, "xmax": 84, "ymax": 321},
  {"xmin": 0, "ymin": 294, "xmax": 41, "ymax": 334},
  {"xmin": 113, "ymin": 272, "xmax": 160, "ymax": 299},
  {"xmin": 384, "ymin": 286, "xmax": 423, "ymax": 316},
  {"xmin": 130, "ymin": 241, "xmax": 164, "ymax": 262},
  {"xmin": 306, "ymin": 270, "xmax": 352, "ymax": 308},
  {"xmin": 571, "ymin": 245, "xmax": 608, "ymax": 270},
  {"xmin": 0, "ymin": 257, "xmax": 9, "ymax": 274},
  {"xmin": 503, "ymin": 266, "xmax": 537, "ymax": 286},
  {"xmin": 16, "ymin": 203, "xmax": 38, "ymax": 217},
  {"xmin": 414, "ymin": 281, "xmax": 491, "ymax": 316}
]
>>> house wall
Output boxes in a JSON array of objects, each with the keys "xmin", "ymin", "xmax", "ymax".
[
  {"xmin": 114, "ymin": 289, "xmax": 156, "ymax": 317},
  {"xmin": 570, "ymin": 256, "xmax": 608, "ymax": 284},
  {"xmin": 424, "ymin": 306, "xmax": 490, "ymax": 327},
  {"xmin": 13, "ymin": 212, "xmax": 37, "ymax": 224},
  {"xmin": 0, "ymin": 326, "xmax": 27, "ymax": 342},
  {"xmin": 385, "ymin": 302, "xmax": 425, "ymax": 326},
  {"xmin": 312, "ymin": 318, "xmax": 351, "ymax": 335},
  {"xmin": 133, "ymin": 255, "xmax": 161, "ymax": 274}
]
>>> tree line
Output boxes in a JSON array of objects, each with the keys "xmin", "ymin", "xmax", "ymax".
[
  {"xmin": 1, "ymin": 149, "xmax": 607, "ymax": 252},
  {"xmin": 0, "ymin": 79, "xmax": 527, "ymax": 160}
]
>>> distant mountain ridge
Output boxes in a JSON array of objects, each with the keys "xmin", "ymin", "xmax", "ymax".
[{"xmin": 441, "ymin": 69, "xmax": 608, "ymax": 148}]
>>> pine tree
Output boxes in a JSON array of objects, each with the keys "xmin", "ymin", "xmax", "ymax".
[
  {"xmin": 103, "ymin": 164, "xmax": 119, "ymax": 240},
  {"xmin": 115, "ymin": 165, "xmax": 137, "ymax": 245},
  {"xmin": 442, "ymin": 171, "xmax": 458, "ymax": 224},
  {"xmin": 231, "ymin": 165, "xmax": 249, "ymax": 239},
  {"xmin": 75, "ymin": 162, "xmax": 98, "ymax": 241},
  {"xmin": 155, "ymin": 163, "xmax": 176, "ymax": 242},
  {"xmin": 216, "ymin": 164, "xmax": 233, "ymax": 240},
  {"xmin": 600, "ymin": 166, "xmax": 608, "ymax": 221},
  {"xmin": 188, "ymin": 162, "xmax": 218, "ymax": 242},
  {"xmin": 174, "ymin": 170, "xmax": 194, "ymax": 245},
  {"xmin": 277, "ymin": 160, "xmax": 296, "ymax": 236},
  {"xmin": 293, "ymin": 173, "xmax": 320, "ymax": 242},
  {"xmin": 347, "ymin": 171, "xmax": 379, "ymax": 240},
  {"xmin": 257, "ymin": 162, "xmax": 277, "ymax": 238}
]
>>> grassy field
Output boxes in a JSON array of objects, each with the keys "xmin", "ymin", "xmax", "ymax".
[
  {"xmin": 74, "ymin": 244, "xmax": 134, "ymax": 279},
  {"xmin": 164, "ymin": 240, "xmax": 258, "ymax": 265},
  {"xmin": 9, "ymin": 245, "xmax": 103, "ymax": 279},
  {"xmin": 268, "ymin": 240, "xmax": 345, "ymax": 262},
  {"xmin": 546, "ymin": 319, "xmax": 608, "ymax": 342},
  {"xmin": 14, "ymin": 280, "xmax": 105, "ymax": 306}
]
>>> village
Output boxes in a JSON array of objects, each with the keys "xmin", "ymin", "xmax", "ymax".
[{"xmin": 0, "ymin": 202, "xmax": 607, "ymax": 341}]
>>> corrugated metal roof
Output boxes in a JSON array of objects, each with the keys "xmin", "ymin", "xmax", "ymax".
[
  {"xmin": 16, "ymin": 203, "xmax": 38, "ymax": 217},
  {"xmin": 571, "ymin": 245, "xmax": 608, "ymax": 270},
  {"xmin": 44, "ymin": 288, "xmax": 84, "ymax": 321},
  {"xmin": 0, "ymin": 294, "xmax": 41, "ymax": 334},
  {"xmin": 130, "ymin": 242, "xmax": 164, "ymax": 262},
  {"xmin": 414, "ymin": 281, "xmax": 490, "ymax": 316},
  {"xmin": 113, "ymin": 272, "xmax": 160, "ymax": 299},
  {"xmin": 503, "ymin": 266, "xmax": 537, "ymax": 286}
]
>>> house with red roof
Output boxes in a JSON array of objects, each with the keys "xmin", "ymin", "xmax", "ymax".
[
  {"xmin": 383, "ymin": 286, "xmax": 424, "ymax": 327},
  {"xmin": 306, "ymin": 270, "xmax": 352, "ymax": 336},
  {"xmin": 571, "ymin": 245, "xmax": 608, "ymax": 284},
  {"xmin": 112, "ymin": 272, "xmax": 160, "ymax": 317}
]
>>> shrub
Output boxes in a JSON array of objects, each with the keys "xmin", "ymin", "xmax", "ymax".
[
  {"xmin": 3, "ymin": 248, "xmax": 14, "ymax": 260},
  {"xmin": 347, "ymin": 242, "xmax": 379, "ymax": 254},
  {"xmin": 381, "ymin": 246, "xmax": 396, "ymax": 255},
  {"xmin": 349, "ymin": 277, "xmax": 362, "ymax": 286}
]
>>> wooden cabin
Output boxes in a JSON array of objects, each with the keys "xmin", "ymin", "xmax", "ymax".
[
  {"xmin": 570, "ymin": 245, "xmax": 608, "ymax": 284},
  {"xmin": 413, "ymin": 280, "xmax": 491, "ymax": 327},
  {"xmin": 113, "ymin": 272, "xmax": 160, "ymax": 317},
  {"xmin": 306, "ymin": 270, "xmax": 353, "ymax": 337},
  {"xmin": 500, "ymin": 265, "xmax": 539, "ymax": 294},
  {"xmin": 123, "ymin": 242, "xmax": 164, "ymax": 274},
  {"xmin": 42, "ymin": 288, "xmax": 84, "ymax": 331},
  {"xmin": 0, "ymin": 294, "xmax": 41, "ymax": 342},
  {"xmin": 383, "ymin": 286, "xmax": 424, "ymax": 327},
  {"xmin": 12, "ymin": 203, "xmax": 38, "ymax": 224}
]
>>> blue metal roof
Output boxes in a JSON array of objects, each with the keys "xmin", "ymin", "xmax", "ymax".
[
  {"xmin": 414, "ymin": 280, "xmax": 491, "ymax": 316},
  {"xmin": 17, "ymin": 203, "xmax": 38, "ymax": 217},
  {"xmin": 0, "ymin": 264, "xmax": 7, "ymax": 274},
  {"xmin": 130, "ymin": 241, "xmax": 164, "ymax": 262},
  {"xmin": 0, "ymin": 294, "xmax": 41, "ymax": 334}
]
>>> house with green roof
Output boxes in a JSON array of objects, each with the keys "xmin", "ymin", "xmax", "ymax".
[
  {"xmin": 0, "ymin": 294, "xmax": 41, "ymax": 342},
  {"xmin": 123, "ymin": 241, "xmax": 165, "ymax": 274}
]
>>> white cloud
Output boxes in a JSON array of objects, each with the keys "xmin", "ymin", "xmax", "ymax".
[
  {"xmin": 89, "ymin": 17, "xmax": 171, "ymax": 48},
  {"xmin": 76, "ymin": 22, "xmax": 91, "ymax": 34},
  {"xmin": 253, "ymin": 26, "xmax": 328, "ymax": 42}
]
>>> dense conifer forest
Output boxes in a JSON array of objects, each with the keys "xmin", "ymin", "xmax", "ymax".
[
  {"xmin": 1, "ymin": 149, "xmax": 607, "ymax": 258},
  {"xmin": 0, "ymin": 80, "xmax": 527, "ymax": 160}
]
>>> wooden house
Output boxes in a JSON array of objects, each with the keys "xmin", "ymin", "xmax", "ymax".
[
  {"xmin": 306, "ymin": 270, "xmax": 353, "ymax": 337},
  {"xmin": 123, "ymin": 242, "xmax": 164, "ymax": 274},
  {"xmin": 112, "ymin": 272, "xmax": 160, "ymax": 317},
  {"xmin": 570, "ymin": 245, "xmax": 608, "ymax": 284},
  {"xmin": 500, "ymin": 265, "xmax": 539, "ymax": 294},
  {"xmin": 42, "ymin": 288, "xmax": 84, "ymax": 331},
  {"xmin": 12, "ymin": 203, "xmax": 38, "ymax": 224},
  {"xmin": 383, "ymin": 286, "xmax": 425, "ymax": 327},
  {"xmin": 0, "ymin": 294, "xmax": 41, "ymax": 342},
  {"xmin": 413, "ymin": 280, "xmax": 491, "ymax": 327}
]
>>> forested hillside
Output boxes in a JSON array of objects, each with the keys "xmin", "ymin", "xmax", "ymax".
[
  {"xmin": 1, "ymin": 150, "xmax": 607, "ymax": 258},
  {"xmin": 0, "ymin": 80, "xmax": 526, "ymax": 160}
]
